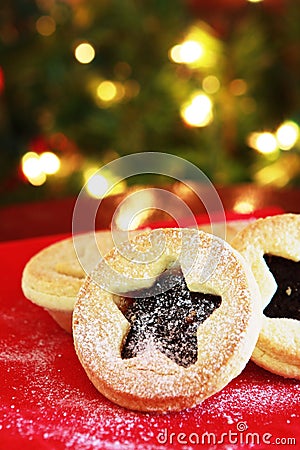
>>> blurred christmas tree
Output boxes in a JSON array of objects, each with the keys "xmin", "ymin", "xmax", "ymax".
[{"xmin": 1, "ymin": 0, "xmax": 300, "ymax": 205}]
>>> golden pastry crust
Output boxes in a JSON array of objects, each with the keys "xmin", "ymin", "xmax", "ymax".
[
  {"xmin": 231, "ymin": 214, "xmax": 300, "ymax": 379},
  {"xmin": 252, "ymin": 317, "xmax": 300, "ymax": 379},
  {"xmin": 21, "ymin": 221, "xmax": 248, "ymax": 333},
  {"xmin": 73, "ymin": 228, "xmax": 262, "ymax": 412},
  {"xmin": 21, "ymin": 230, "xmax": 124, "ymax": 332},
  {"xmin": 231, "ymin": 214, "xmax": 300, "ymax": 306}
]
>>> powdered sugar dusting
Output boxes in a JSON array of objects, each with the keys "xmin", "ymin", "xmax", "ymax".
[
  {"xmin": 121, "ymin": 268, "xmax": 221, "ymax": 368},
  {"xmin": 1, "ymin": 338, "xmax": 299, "ymax": 450},
  {"xmin": 73, "ymin": 229, "xmax": 263, "ymax": 413},
  {"xmin": 2, "ymin": 295, "xmax": 299, "ymax": 449},
  {"xmin": 1, "ymin": 231, "xmax": 300, "ymax": 449}
]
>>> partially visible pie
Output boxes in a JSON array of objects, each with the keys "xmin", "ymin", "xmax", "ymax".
[{"xmin": 231, "ymin": 214, "xmax": 300, "ymax": 379}]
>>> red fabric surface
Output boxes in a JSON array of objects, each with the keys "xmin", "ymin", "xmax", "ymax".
[
  {"xmin": 0, "ymin": 210, "xmax": 299, "ymax": 449},
  {"xmin": 0, "ymin": 198, "xmax": 77, "ymax": 242}
]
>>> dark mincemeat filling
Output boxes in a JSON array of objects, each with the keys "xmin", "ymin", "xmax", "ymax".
[
  {"xmin": 263, "ymin": 254, "xmax": 300, "ymax": 321},
  {"xmin": 120, "ymin": 268, "xmax": 222, "ymax": 368}
]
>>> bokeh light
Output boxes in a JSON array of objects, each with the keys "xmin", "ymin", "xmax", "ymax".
[
  {"xmin": 21, "ymin": 151, "xmax": 61, "ymax": 186},
  {"xmin": 202, "ymin": 75, "xmax": 220, "ymax": 94},
  {"xmin": 27, "ymin": 172, "xmax": 47, "ymax": 186},
  {"xmin": 169, "ymin": 40, "xmax": 204, "ymax": 64},
  {"xmin": 39, "ymin": 151, "xmax": 61, "ymax": 174},
  {"xmin": 169, "ymin": 22, "xmax": 221, "ymax": 70},
  {"xmin": 84, "ymin": 167, "xmax": 126, "ymax": 198},
  {"xmin": 74, "ymin": 42, "xmax": 95, "ymax": 64},
  {"xmin": 247, "ymin": 132, "xmax": 278, "ymax": 154},
  {"xmin": 181, "ymin": 93, "xmax": 213, "ymax": 127},
  {"xmin": 229, "ymin": 79, "xmax": 247, "ymax": 96},
  {"xmin": 36, "ymin": 16, "xmax": 56, "ymax": 36},
  {"xmin": 233, "ymin": 200, "xmax": 255, "ymax": 214},
  {"xmin": 86, "ymin": 174, "xmax": 109, "ymax": 198},
  {"xmin": 276, "ymin": 121, "xmax": 299, "ymax": 150},
  {"xmin": 22, "ymin": 152, "xmax": 42, "ymax": 179},
  {"xmin": 22, "ymin": 152, "xmax": 46, "ymax": 186},
  {"xmin": 97, "ymin": 81, "xmax": 117, "ymax": 102}
]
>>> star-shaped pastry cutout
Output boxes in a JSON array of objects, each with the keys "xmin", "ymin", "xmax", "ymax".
[
  {"xmin": 264, "ymin": 254, "xmax": 300, "ymax": 321},
  {"xmin": 121, "ymin": 269, "xmax": 221, "ymax": 368}
]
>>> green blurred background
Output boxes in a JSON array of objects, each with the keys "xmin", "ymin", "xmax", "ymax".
[{"xmin": 1, "ymin": 0, "xmax": 300, "ymax": 205}]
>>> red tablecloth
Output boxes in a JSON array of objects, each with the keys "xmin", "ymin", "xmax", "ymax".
[{"xmin": 0, "ymin": 210, "xmax": 299, "ymax": 449}]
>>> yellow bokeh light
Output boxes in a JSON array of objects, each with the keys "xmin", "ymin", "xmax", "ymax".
[
  {"xmin": 84, "ymin": 167, "xmax": 126, "ymax": 198},
  {"xmin": 169, "ymin": 23, "xmax": 221, "ymax": 69},
  {"xmin": 86, "ymin": 174, "xmax": 109, "ymax": 198},
  {"xmin": 181, "ymin": 93, "xmax": 213, "ymax": 127},
  {"xmin": 21, "ymin": 152, "xmax": 47, "ymax": 186},
  {"xmin": 182, "ymin": 24, "xmax": 221, "ymax": 68},
  {"xmin": 114, "ymin": 190, "xmax": 156, "ymax": 231},
  {"xmin": 36, "ymin": 16, "xmax": 56, "ymax": 36},
  {"xmin": 39, "ymin": 151, "xmax": 61, "ymax": 174},
  {"xmin": 115, "ymin": 207, "xmax": 152, "ymax": 231},
  {"xmin": 247, "ymin": 132, "xmax": 278, "ymax": 154},
  {"xmin": 276, "ymin": 121, "xmax": 299, "ymax": 150},
  {"xmin": 169, "ymin": 40, "xmax": 204, "ymax": 64},
  {"xmin": 254, "ymin": 165, "xmax": 289, "ymax": 187},
  {"xmin": 247, "ymin": 0, "xmax": 264, "ymax": 3},
  {"xmin": 21, "ymin": 151, "xmax": 61, "ymax": 186},
  {"xmin": 116, "ymin": 208, "xmax": 153, "ymax": 231},
  {"xmin": 22, "ymin": 151, "xmax": 39, "ymax": 163},
  {"xmin": 22, "ymin": 152, "xmax": 43, "ymax": 179},
  {"xmin": 27, "ymin": 172, "xmax": 47, "ymax": 186},
  {"xmin": 254, "ymin": 154, "xmax": 299, "ymax": 187},
  {"xmin": 83, "ymin": 166, "xmax": 99, "ymax": 183},
  {"xmin": 202, "ymin": 75, "xmax": 220, "ymax": 94},
  {"xmin": 233, "ymin": 200, "xmax": 254, "ymax": 214},
  {"xmin": 181, "ymin": 40, "xmax": 204, "ymax": 63},
  {"xmin": 169, "ymin": 45, "xmax": 182, "ymax": 63},
  {"xmin": 97, "ymin": 81, "xmax": 117, "ymax": 102},
  {"xmin": 74, "ymin": 42, "xmax": 95, "ymax": 64}
]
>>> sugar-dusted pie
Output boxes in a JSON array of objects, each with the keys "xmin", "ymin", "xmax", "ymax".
[
  {"xmin": 21, "ymin": 230, "xmax": 118, "ymax": 332},
  {"xmin": 231, "ymin": 214, "xmax": 300, "ymax": 379},
  {"xmin": 73, "ymin": 228, "xmax": 262, "ymax": 412},
  {"xmin": 21, "ymin": 220, "xmax": 248, "ymax": 333}
]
